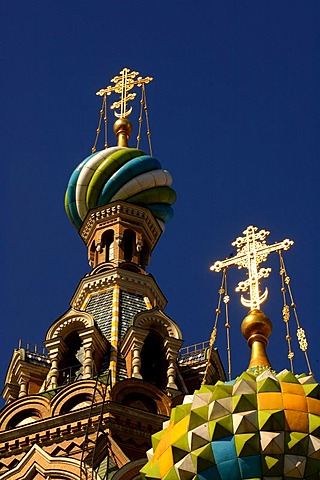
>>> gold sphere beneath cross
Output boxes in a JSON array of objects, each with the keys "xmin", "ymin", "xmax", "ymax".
[
  {"xmin": 113, "ymin": 117, "xmax": 133, "ymax": 147},
  {"xmin": 241, "ymin": 309, "xmax": 273, "ymax": 369}
]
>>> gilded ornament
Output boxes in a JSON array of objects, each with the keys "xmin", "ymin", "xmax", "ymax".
[{"xmin": 210, "ymin": 226, "xmax": 293, "ymax": 310}]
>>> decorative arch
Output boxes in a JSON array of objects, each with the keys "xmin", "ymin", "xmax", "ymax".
[
  {"xmin": 133, "ymin": 308, "xmax": 182, "ymax": 340},
  {"xmin": 121, "ymin": 309, "xmax": 184, "ymax": 391},
  {"xmin": 90, "ymin": 262, "xmax": 116, "ymax": 275},
  {"xmin": 111, "ymin": 378, "xmax": 171, "ymax": 416},
  {"xmin": 51, "ymin": 379, "xmax": 105, "ymax": 416},
  {"xmin": 0, "ymin": 444, "xmax": 88, "ymax": 480},
  {"xmin": 44, "ymin": 309, "xmax": 108, "ymax": 391},
  {"xmin": 111, "ymin": 457, "xmax": 147, "ymax": 480},
  {"xmin": 45, "ymin": 308, "xmax": 94, "ymax": 341},
  {"xmin": 0, "ymin": 395, "xmax": 50, "ymax": 431}
]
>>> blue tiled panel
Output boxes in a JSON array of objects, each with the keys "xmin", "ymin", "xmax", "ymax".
[
  {"xmin": 85, "ymin": 291, "xmax": 113, "ymax": 341},
  {"xmin": 119, "ymin": 291, "xmax": 146, "ymax": 340}
]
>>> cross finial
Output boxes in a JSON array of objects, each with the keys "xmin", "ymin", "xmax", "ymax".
[
  {"xmin": 210, "ymin": 226, "xmax": 293, "ymax": 310},
  {"xmin": 96, "ymin": 67, "xmax": 153, "ymax": 119}
]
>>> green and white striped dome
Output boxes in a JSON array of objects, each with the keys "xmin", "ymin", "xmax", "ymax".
[{"xmin": 65, "ymin": 146, "xmax": 176, "ymax": 230}]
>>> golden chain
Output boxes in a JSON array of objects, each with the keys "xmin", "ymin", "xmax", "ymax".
[
  {"xmin": 92, "ymin": 94, "xmax": 107, "ymax": 154},
  {"xmin": 223, "ymin": 272, "xmax": 232, "ymax": 380},
  {"xmin": 136, "ymin": 87, "xmax": 144, "ymax": 150},
  {"xmin": 136, "ymin": 85, "xmax": 153, "ymax": 155},
  {"xmin": 279, "ymin": 260, "xmax": 294, "ymax": 372},
  {"xmin": 202, "ymin": 269, "xmax": 228, "ymax": 385},
  {"xmin": 279, "ymin": 252, "xmax": 313, "ymax": 375},
  {"xmin": 142, "ymin": 84, "xmax": 153, "ymax": 156}
]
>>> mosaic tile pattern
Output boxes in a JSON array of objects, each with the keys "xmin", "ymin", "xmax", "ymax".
[
  {"xmin": 119, "ymin": 291, "xmax": 146, "ymax": 340},
  {"xmin": 141, "ymin": 369, "xmax": 320, "ymax": 479},
  {"xmin": 86, "ymin": 291, "xmax": 113, "ymax": 340}
]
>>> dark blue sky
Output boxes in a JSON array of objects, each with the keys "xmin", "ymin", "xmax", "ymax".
[{"xmin": 1, "ymin": 1, "xmax": 320, "ymax": 392}]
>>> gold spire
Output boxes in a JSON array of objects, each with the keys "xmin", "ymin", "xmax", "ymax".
[{"xmin": 96, "ymin": 68, "xmax": 153, "ymax": 147}]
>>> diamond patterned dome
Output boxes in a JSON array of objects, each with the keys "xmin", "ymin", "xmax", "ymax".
[{"xmin": 141, "ymin": 369, "xmax": 320, "ymax": 480}]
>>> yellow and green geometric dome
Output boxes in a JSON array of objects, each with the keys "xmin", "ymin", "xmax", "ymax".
[
  {"xmin": 141, "ymin": 368, "xmax": 320, "ymax": 480},
  {"xmin": 65, "ymin": 145, "xmax": 176, "ymax": 230}
]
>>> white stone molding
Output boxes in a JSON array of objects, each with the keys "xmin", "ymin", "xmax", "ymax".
[
  {"xmin": 0, "ymin": 443, "xmax": 91, "ymax": 480},
  {"xmin": 45, "ymin": 308, "xmax": 95, "ymax": 341},
  {"xmin": 133, "ymin": 308, "xmax": 183, "ymax": 340}
]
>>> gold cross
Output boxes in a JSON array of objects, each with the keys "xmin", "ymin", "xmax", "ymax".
[
  {"xmin": 210, "ymin": 226, "xmax": 293, "ymax": 310},
  {"xmin": 96, "ymin": 67, "xmax": 153, "ymax": 118}
]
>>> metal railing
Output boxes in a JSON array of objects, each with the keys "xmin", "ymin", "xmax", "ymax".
[
  {"xmin": 178, "ymin": 340, "xmax": 210, "ymax": 358},
  {"xmin": 18, "ymin": 339, "xmax": 48, "ymax": 357}
]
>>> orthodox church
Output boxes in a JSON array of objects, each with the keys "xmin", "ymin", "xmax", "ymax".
[
  {"xmin": 0, "ymin": 69, "xmax": 224, "ymax": 479},
  {"xmin": 1, "ymin": 68, "xmax": 320, "ymax": 480}
]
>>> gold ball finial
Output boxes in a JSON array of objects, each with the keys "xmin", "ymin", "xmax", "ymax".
[
  {"xmin": 113, "ymin": 117, "xmax": 133, "ymax": 147},
  {"xmin": 241, "ymin": 309, "xmax": 273, "ymax": 369}
]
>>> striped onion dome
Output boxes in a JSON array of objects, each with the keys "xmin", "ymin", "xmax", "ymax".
[
  {"xmin": 141, "ymin": 369, "xmax": 320, "ymax": 480},
  {"xmin": 65, "ymin": 146, "xmax": 176, "ymax": 230}
]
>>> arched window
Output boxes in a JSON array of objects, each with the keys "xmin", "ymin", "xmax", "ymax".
[
  {"xmin": 123, "ymin": 229, "xmax": 135, "ymax": 262},
  {"xmin": 140, "ymin": 331, "xmax": 167, "ymax": 389},
  {"xmin": 122, "ymin": 392, "xmax": 157, "ymax": 413},
  {"xmin": 102, "ymin": 230, "xmax": 114, "ymax": 262},
  {"xmin": 58, "ymin": 331, "xmax": 83, "ymax": 386},
  {"xmin": 60, "ymin": 393, "xmax": 93, "ymax": 414},
  {"xmin": 7, "ymin": 409, "xmax": 41, "ymax": 429}
]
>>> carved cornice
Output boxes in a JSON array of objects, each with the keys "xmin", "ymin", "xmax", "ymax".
[
  {"xmin": 80, "ymin": 202, "xmax": 162, "ymax": 249},
  {"xmin": 0, "ymin": 401, "xmax": 167, "ymax": 458},
  {"xmin": 71, "ymin": 267, "xmax": 167, "ymax": 311}
]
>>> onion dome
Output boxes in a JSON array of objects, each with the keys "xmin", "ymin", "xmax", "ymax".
[
  {"xmin": 65, "ymin": 146, "xmax": 176, "ymax": 230},
  {"xmin": 141, "ymin": 368, "xmax": 320, "ymax": 480},
  {"xmin": 142, "ymin": 226, "xmax": 318, "ymax": 480}
]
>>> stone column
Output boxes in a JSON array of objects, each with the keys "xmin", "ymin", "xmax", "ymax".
[
  {"xmin": 48, "ymin": 355, "xmax": 59, "ymax": 390},
  {"xmin": 166, "ymin": 354, "xmax": 178, "ymax": 389},
  {"xmin": 45, "ymin": 339, "xmax": 66, "ymax": 390},
  {"xmin": 82, "ymin": 342, "xmax": 93, "ymax": 379},
  {"xmin": 164, "ymin": 337, "xmax": 183, "ymax": 390},
  {"xmin": 132, "ymin": 339, "xmax": 144, "ymax": 379},
  {"xmin": 18, "ymin": 374, "xmax": 29, "ymax": 398}
]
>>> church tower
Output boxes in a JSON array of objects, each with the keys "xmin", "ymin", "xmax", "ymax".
[{"xmin": 0, "ymin": 69, "xmax": 224, "ymax": 479}]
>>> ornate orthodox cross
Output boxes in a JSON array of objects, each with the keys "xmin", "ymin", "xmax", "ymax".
[
  {"xmin": 210, "ymin": 226, "xmax": 293, "ymax": 310},
  {"xmin": 96, "ymin": 67, "xmax": 153, "ymax": 118}
]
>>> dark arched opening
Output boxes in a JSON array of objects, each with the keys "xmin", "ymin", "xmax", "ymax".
[
  {"xmin": 60, "ymin": 393, "xmax": 93, "ymax": 414},
  {"xmin": 123, "ymin": 229, "xmax": 135, "ymax": 262},
  {"xmin": 58, "ymin": 331, "xmax": 83, "ymax": 386},
  {"xmin": 7, "ymin": 409, "xmax": 41, "ymax": 429},
  {"xmin": 102, "ymin": 230, "xmax": 114, "ymax": 262},
  {"xmin": 140, "ymin": 331, "xmax": 167, "ymax": 389},
  {"xmin": 122, "ymin": 392, "xmax": 158, "ymax": 413}
]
